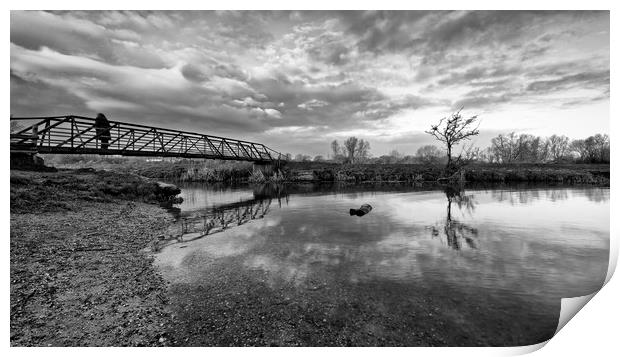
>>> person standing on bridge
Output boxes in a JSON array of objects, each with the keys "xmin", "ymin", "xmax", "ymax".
[{"xmin": 95, "ymin": 113, "xmax": 112, "ymax": 150}]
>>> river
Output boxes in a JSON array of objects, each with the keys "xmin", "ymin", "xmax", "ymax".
[{"xmin": 155, "ymin": 183, "xmax": 609, "ymax": 346}]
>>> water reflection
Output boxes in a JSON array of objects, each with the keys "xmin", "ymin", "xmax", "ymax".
[
  {"xmin": 429, "ymin": 187, "xmax": 479, "ymax": 250},
  {"xmin": 155, "ymin": 183, "xmax": 609, "ymax": 346},
  {"xmin": 157, "ymin": 184, "xmax": 288, "ymax": 250},
  {"xmin": 159, "ymin": 184, "xmax": 609, "ymax": 291},
  {"xmin": 581, "ymin": 187, "xmax": 610, "ymax": 203},
  {"xmin": 490, "ymin": 186, "xmax": 609, "ymax": 205}
]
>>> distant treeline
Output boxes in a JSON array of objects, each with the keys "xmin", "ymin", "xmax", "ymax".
[
  {"xmin": 287, "ymin": 133, "xmax": 610, "ymax": 165},
  {"xmin": 38, "ymin": 152, "xmax": 610, "ymax": 185}
]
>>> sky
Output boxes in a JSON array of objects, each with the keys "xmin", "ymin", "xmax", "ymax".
[{"xmin": 10, "ymin": 10, "xmax": 610, "ymax": 157}]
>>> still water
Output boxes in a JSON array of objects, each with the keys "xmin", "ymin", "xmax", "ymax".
[{"xmin": 155, "ymin": 183, "xmax": 609, "ymax": 346}]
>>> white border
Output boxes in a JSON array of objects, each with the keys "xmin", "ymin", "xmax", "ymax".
[{"xmin": 3, "ymin": 2, "xmax": 616, "ymax": 356}]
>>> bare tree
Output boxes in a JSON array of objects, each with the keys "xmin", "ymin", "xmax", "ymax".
[
  {"xmin": 425, "ymin": 109, "xmax": 480, "ymax": 170},
  {"xmin": 330, "ymin": 140, "xmax": 341, "ymax": 159},
  {"xmin": 490, "ymin": 133, "xmax": 512, "ymax": 163},
  {"xmin": 490, "ymin": 132, "xmax": 546, "ymax": 163},
  {"xmin": 462, "ymin": 143, "xmax": 484, "ymax": 163},
  {"xmin": 416, "ymin": 145, "xmax": 443, "ymax": 164},
  {"xmin": 389, "ymin": 149, "xmax": 402, "ymax": 159},
  {"xmin": 546, "ymin": 134, "xmax": 570, "ymax": 162},
  {"xmin": 294, "ymin": 154, "xmax": 311, "ymax": 162},
  {"xmin": 582, "ymin": 134, "xmax": 610, "ymax": 163},
  {"xmin": 570, "ymin": 139, "xmax": 587, "ymax": 161},
  {"xmin": 331, "ymin": 137, "xmax": 371, "ymax": 163},
  {"xmin": 343, "ymin": 137, "xmax": 358, "ymax": 163},
  {"xmin": 355, "ymin": 139, "xmax": 371, "ymax": 162}
]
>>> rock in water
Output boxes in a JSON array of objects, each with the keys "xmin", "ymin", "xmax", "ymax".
[
  {"xmin": 349, "ymin": 204, "xmax": 372, "ymax": 217},
  {"xmin": 154, "ymin": 182, "xmax": 183, "ymax": 204}
]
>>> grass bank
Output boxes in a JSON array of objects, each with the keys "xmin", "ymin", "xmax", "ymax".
[
  {"xmin": 42, "ymin": 155, "xmax": 253, "ymax": 183},
  {"xmin": 10, "ymin": 169, "xmax": 182, "ymax": 346},
  {"xmin": 39, "ymin": 155, "xmax": 610, "ymax": 185},
  {"xmin": 282, "ymin": 162, "xmax": 610, "ymax": 185},
  {"xmin": 11, "ymin": 169, "xmax": 182, "ymax": 213}
]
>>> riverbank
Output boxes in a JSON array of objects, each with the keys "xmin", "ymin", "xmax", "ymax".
[
  {"xmin": 41, "ymin": 155, "xmax": 610, "ymax": 185},
  {"xmin": 10, "ymin": 169, "xmax": 181, "ymax": 346},
  {"xmin": 282, "ymin": 162, "xmax": 610, "ymax": 185},
  {"xmin": 136, "ymin": 162, "xmax": 611, "ymax": 185}
]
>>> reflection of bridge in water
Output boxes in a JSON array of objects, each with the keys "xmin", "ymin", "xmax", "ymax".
[{"xmin": 158, "ymin": 184, "xmax": 288, "ymax": 249}]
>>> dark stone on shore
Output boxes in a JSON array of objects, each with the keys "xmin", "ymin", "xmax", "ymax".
[
  {"xmin": 10, "ymin": 153, "xmax": 56, "ymax": 172},
  {"xmin": 154, "ymin": 182, "xmax": 183, "ymax": 205}
]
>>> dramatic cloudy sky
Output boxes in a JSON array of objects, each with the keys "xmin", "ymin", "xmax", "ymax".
[{"xmin": 10, "ymin": 10, "xmax": 609, "ymax": 156}]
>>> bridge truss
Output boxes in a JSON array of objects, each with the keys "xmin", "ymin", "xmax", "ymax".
[{"xmin": 10, "ymin": 115, "xmax": 284, "ymax": 163}]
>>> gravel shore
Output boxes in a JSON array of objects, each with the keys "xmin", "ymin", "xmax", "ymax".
[{"xmin": 10, "ymin": 170, "xmax": 177, "ymax": 346}]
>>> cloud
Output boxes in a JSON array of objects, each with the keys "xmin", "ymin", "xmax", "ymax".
[
  {"xmin": 181, "ymin": 63, "xmax": 211, "ymax": 83},
  {"xmin": 298, "ymin": 99, "xmax": 329, "ymax": 110},
  {"xmin": 450, "ymin": 67, "xmax": 610, "ymax": 110},
  {"xmin": 526, "ymin": 70, "xmax": 610, "ymax": 93},
  {"xmin": 434, "ymin": 65, "xmax": 519, "ymax": 88},
  {"xmin": 355, "ymin": 95, "xmax": 443, "ymax": 119},
  {"xmin": 339, "ymin": 10, "xmax": 431, "ymax": 54},
  {"xmin": 11, "ymin": 10, "xmax": 169, "ymax": 69},
  {"xmin": 340, "ymin": 10, "xmax": 606, "ymax": 60},
  {"xmin": 246, "ymin": 69, "xmax": 400, "ymax": 128},
  {"xmin": 10, "ymin": 44, "xmax": 267, "ymax": 133},
  {"xmin": 286, "ymin": 19, "xmax": 356, "ymax": 65},
  {"xmin": 264, "ymin": 108, "xmax": 283, "ymax": 119},
  {"xmin": 452, "ymin": 94, "xmax": 514, "ymax": 111},
  {"xmin": 11, "ymin": 11, "xmax": 108, "ymax": 58},
  {"xmin": 210, "ymin": 11, "xmax": 276, "ymax": 49},
  {"xmin": 10, "ymin": 10, "xmax": 610, "ymax": 155},
  {"xmin": 10, "ymin": 71, "xmax": 91, "ymax": 116}
]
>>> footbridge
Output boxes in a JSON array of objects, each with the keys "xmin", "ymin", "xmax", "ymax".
[{"xmin": 10, "ymin": 115, "xmax": 285, "ymax": 163}]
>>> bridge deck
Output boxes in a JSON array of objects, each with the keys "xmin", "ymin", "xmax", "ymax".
[{"xmin": 10, "ymin": 115, "xmax": 284, "ymax": 163}]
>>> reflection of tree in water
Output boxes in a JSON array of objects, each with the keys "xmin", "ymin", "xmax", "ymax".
[
  {"xmin": 583, "ymin": 187, "xmax": 609, "ymax": 203},
  {"xmin": 492, "ymin": 187, "xmax": 607, "ymax": 204},
  {"xmin": 157, "ymin": 184, "xmax": 288, "ymax": 250},
  {"xmin": 492, "ymin": 189, "xmax": 542, "ymax": 205},
  {"xmin": 429, "ymin": 186, "xmax": 479, "ymax": 250},
  {"xmin": 544, "ymin": 189, "xmax": 569, "ymax": 202},
  {"xmin": 252, "ymin": 183, "xmax": 289, "ymax": 208}
]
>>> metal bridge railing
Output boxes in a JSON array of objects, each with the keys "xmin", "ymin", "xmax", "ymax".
[{"xmin": 10, "ymin": 115, "xmax": 284, "ymax": 163}]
